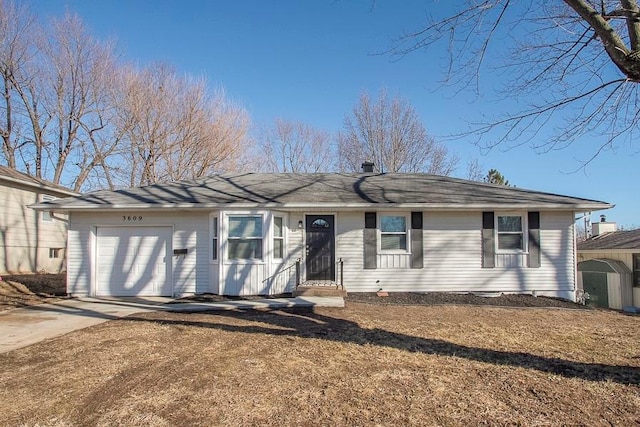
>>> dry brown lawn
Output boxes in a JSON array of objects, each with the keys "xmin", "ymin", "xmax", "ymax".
[{"xmin": 0, "ymin": 303, "xmax": 638, "ymax": 426}]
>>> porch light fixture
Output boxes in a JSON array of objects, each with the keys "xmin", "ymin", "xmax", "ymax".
[{"xmin": 298, "ymin": 220, "xmax": 303, "ymax": 229}]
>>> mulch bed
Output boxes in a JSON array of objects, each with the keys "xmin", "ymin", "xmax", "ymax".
[
  {"xmin": 0, "ymin": 273, "xmax": 592, "ymax": 311},
  {"xmin": 0, "ymin": 273, "xmax": 67, "ymax": 296},
  {"xmin": 176, "ymin": 290, "xmax": 590, "ymax": 309},
  {"xmin": 346, "ymin": 292, "xmax": 590, "ymax": 309},
  {"xmin": 0, "ymin": 273, "xmax": 67, "ymax": 311}
]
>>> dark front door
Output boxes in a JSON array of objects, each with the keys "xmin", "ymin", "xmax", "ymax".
[{"xmin": 305, "ymin": 215, "xmax": 335, "ymax": 281}]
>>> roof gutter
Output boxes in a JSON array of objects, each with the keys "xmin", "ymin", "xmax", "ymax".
[{"xmin": 30, "ymin": 201, "xmax": 614, "ymax": 212}]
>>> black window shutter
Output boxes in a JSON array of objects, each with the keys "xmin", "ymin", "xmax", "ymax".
[
  {"xmin": 528, "ymin": 211, "xmax": 541, "ymax": 268},
  {"xmin": 364, "ymin": 212, "xmax": 377, "ymax": 269},
  {"xmin": 410, "ymin": 212, "xmax": 423, "ymax": 269},
  {"xmin": 482, "ymin": 212, "xmax": 495, "ymax": 268}
]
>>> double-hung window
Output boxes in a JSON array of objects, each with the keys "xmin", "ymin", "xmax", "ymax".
[
  {"xmin": 273, "ymin": 216, "xmax": 284, "ymax": 259},
  {"xmin": 497, "ymin": 215, "xmax": 524, "ymax": 251},
  {"xmin": 228, "ymin": 215, "xmax": 263, "ymax": 260},
  {"xmin": 211, "ymin": 217, "xmax": 219, "ymax": 261},
  {"xmin": 380, "ymin": 215, "xmax": 407, "ymax": 251}
]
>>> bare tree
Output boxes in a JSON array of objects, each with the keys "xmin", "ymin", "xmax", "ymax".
[
  {"xmin": 116, "ymin": 63, "xmax": 250, "ymax": 186},
  {"xmin": 0, "ymin": 2, "xmax": 251, "ymax": 190},
  {"xmin": 0, "ymin": 0, "xmax": 35, "ymax": 170},
  {"xmin": 387, "ymin": 1, "xmax": 640, "ymax": 162},
  {"xmin": 464, "ymin": 158, "xmax": 485, "ymax": 181},
  {"xmin": 0, "ymin": 6, "xmax": 121, "ymax": 189},
  {"xmin": 258, "ymin": 118, "xmax": 335, "ymax": 173},
  {"xmin": 338, "ymin": 90, "xmax": 458, "ymax": 174},
  {"xmin": 42, "ymin": 13, "xmax": 121, "ymax": 189}
]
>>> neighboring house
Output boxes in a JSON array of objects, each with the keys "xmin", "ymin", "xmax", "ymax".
[
  {"xmin": 577, "ymin": 220, "xmax": 640, "ymax": 308},
  {"xmin": 32, "ymin": 171, "xmax": 610, "ymax": 300},
  {"xmin": 0, "ymin": 165, "xmax": 78, "ymax": 274}
]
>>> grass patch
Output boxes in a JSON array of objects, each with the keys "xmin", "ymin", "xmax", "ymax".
[{"xmin": 0, "ymin": 303, "xmax": 638, "ymax": 426}]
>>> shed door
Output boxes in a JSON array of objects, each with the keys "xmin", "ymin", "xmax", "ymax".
[
  {"xmin": 305, "ymin": 215, "xmax": 335, "ymax": 281},
  {"xmin": 96, "ymin": 227, "xmax": 172, "ymax": 296},
  {"xmin": 582, "ymin": 272, "xmax": 609, "ymax": 308}
]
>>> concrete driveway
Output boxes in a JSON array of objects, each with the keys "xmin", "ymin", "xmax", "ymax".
[{"xmin": 0, "ymin": 296, "xmax": 344, "ymax": 354}]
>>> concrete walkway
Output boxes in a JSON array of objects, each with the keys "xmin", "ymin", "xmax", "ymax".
[{"xmin": 0, "ymin": 296, "xmax": 344, "ymax": 354}]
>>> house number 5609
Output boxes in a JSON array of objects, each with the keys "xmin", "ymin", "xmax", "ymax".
[{"xmin": 122, "ymin": 216, "xmax": 143, "ymax": 221}]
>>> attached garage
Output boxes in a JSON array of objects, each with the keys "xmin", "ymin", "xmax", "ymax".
[{"xmin": 96, "ymin": 226, "xmax": 172, "ymax": 296}]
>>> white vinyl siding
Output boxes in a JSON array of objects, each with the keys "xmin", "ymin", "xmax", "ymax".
[
  {"xmin": 67, "ymin": 211, "xmax": 209, "ymax": 296},
  {"xmin": 337, "ymin": 211, "xmax": 576, "ymax": 300},
  {"xmin": 0, "ymin": 182, "xmax": 68, "ymax": 274},
  {"xmin": 67, "ymin": 208, "xmax": 577, "ymax": 300}
]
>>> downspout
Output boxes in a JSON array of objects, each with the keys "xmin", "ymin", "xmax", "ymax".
[{"xmin": 572, "ymin": 211, "xmax": 578, "ymax": 302}]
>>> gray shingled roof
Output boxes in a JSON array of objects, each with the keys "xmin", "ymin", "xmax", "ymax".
[
  {"xmin": 0, "ymin": 165, "xmax": 78, "ymax": 196},
  {"xmin": 31, "ymin": 173, "xmax": 611, "ymax": 211},
  {"xmin": 578, "ymin": 229, "xmax": 640, "ymax": 251}
]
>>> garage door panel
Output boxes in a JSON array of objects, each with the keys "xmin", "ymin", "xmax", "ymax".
[{"xmin": 96, "ymin": 227, "xmax": 172, "ymax": 296}]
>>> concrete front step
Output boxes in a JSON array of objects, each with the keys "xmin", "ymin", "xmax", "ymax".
[{"xmin": 293, "ymin": 286, "xmax": 347, "ymax": 297}]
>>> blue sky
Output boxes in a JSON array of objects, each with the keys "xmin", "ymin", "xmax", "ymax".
[{"xmin": 31, "ymin": 0, "xmax": 638, "ymax": 227}]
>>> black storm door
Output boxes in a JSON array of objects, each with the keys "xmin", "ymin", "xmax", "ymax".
[{"xmin": 305, "ymin": 215, "xmax": 335, "ymax": 281}]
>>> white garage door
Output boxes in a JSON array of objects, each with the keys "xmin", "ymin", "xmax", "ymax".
[{"xmin": 96, "ymin": 227, "xmax": 172, "ymax": 296}]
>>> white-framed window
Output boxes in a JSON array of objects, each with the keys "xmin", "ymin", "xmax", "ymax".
[
  {"xmin": 49, "ymin": 248, "xmax": 61, "ymax": 259},
  {"xmin": 228, "ymin": 215, "xmax": 263, "ymax": 260},
  {"xmin": 273, "ymin": 216, "xmax": 284, "ymax": 259},
  {"xmin": 496, "ymin": 214, "xmax": 525, "ymax": 252},
  {"xmin": 41, "ymin": 195, "xmax": 55, "ymax": 222},
  {"xmin": 211, "ymin": 216, "xmax": 219, "ymax": 261},
  {"xmin": 379, "ymin": 214, "xmax": 408, "ymax": 252}
]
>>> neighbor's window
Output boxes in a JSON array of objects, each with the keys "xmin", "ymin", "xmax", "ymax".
[
  {"xmin": 212, "ymin": 217, "xmax": 218, "ymax": 261},
  {"xmin": 41, "ymin": 195, "xmax": 55, "ymax": 222},
  {"xmin": 497, "ymin": 215, "xmax": 524, "ymax": 251},
  {"xmin": 380, "ymin": 215, "xmax": 407, "ymax": 251},
  {"xmin": 634, "ymin": 254, "xmax": 640, "ymax": 287},
  {"xmin": 273, "ymin": 216, "xmax": 284, "ymax": 259},
  {"xmin": 49, "ymin": 248, "xmax": 61, "ymax": 259},
  {"xmin": 228, "ymin": 215, "xmax": 263, "ymax": 260}
]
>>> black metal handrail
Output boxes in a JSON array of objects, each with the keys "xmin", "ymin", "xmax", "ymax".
[{"xmin": 261, "ymin": 258, "xmax": 301, "ymax": 287}]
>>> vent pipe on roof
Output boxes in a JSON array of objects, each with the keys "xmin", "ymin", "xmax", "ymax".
[
  {"xmin": 361, "ymin": 161, "xmax": 375, "ymax": 173},
  {"xmin": 600, "ymin": 214, "xmax": 606, "ymax": 222}
]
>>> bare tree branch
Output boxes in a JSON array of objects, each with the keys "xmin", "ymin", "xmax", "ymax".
[
  {"xmin": 258, "ymin": 118, "xmax": 336, "ymax": 173},
  {"xmin": 338, "ymin": 90, "xmax": 458, "ymax": 174},
  {"xmin": 385, "ymin": 1, "xmax": 640, "ymax": 160}
]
